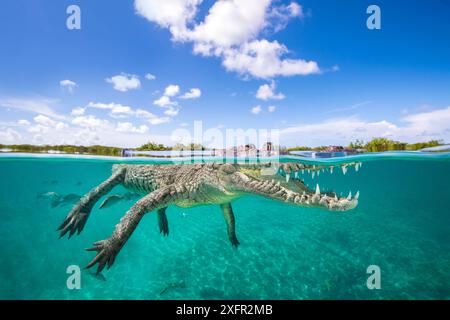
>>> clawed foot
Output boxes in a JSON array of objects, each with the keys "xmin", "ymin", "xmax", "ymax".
[
  {"xmin": 230, "ymin": 236, "xmax": 240, "ymax": 248},
  {"xmin": 57, "ymin": 202, "xmax": 91, "ymax": 238},
  {"xmin": 86, "ymin": 239, "xmax": 119, "ymax": 274}
]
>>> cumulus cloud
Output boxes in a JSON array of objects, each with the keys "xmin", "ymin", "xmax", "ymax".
[
  {"xmin": 222, "ymin": 40, "xmax": 319, "ymax": 78},
  {"xmin": 256, "ymin": 80, "xmax": 285, "ymax": 100},
  {"xmin": 106, "ymin": 73, "xmax": 141, "ymax": 92},
  {"xmin": 145, "ymin": 73, "xmax": 156, "ymax": 80},
  {"xmin": 88, "ymin": 102, "xmax": 135, "ymax": 118},
  {"xmin": 134, "ymin": 0, "xmax": 320, "ymax": 79},
  {"xmin": 71, "ymin": 107, "xmax": 86, "ymax": 116},
  {"xmin": 29, "ymin": 115, "xmax": 69, "ymax": 133},
  {"xmin": 60, "ymin": 79, "xmax": 78, "ymax": 93},
  {"xmin": 88, "ymin": 102, "xmax": 170, "ymax": 125},
  {"xmin": 18, "ymin": 119, "xmax": 31, "ymax": 126},
  {"xmin": 153, "ymin": 95, "xmax": 178, "ymax": 108},
  {"xmin": 268, "ymin": 105, "xmax": 276, "ymax": 112},
  {"xmin": 72, "ymin": 115, "xmax": 110, "ymax": 129},
  {"xmin": 34, "ymin": 115, "xmax": 56, "ymax": 127},
  {"xmin": 180, "ymin": 88, "xmax": 201, "ymax": 99},
  {"xmin": 116, "ymin": 122, "xmax": 149, "ymax": 134},
  {"xmin": 164, "ymin": 107, "xmax": 179, "ymax": 116},
  {"xmin": 164, "ymin": 84, "xmax": 180, "ymax": 97},
  {"xmin": 251, "ymin": 105, "xmax": 262, "ymax": 114}
]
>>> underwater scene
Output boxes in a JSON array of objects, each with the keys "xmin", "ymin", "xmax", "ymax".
[{"xmin": 0, "ymin": 153, "xmax": 449, "ymax": 300}]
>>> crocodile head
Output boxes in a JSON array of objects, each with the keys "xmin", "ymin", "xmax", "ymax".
[{"xmin": 217, "ymin": 162, "xmax": 360, "ymax": 211}]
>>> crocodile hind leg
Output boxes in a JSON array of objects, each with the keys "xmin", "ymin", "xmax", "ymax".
[
  {"xmin": 157, "ymin": 207, "xmax": 169, "ymax": 236},
  {"xmin": 220, "ymin": 202, "xmax": 240, "ymax": 248},
  {"xmin": 86, "ymin": 185, "xmax": 178, "ymax": 274},
  {"xmin": 58, "ymin": 166, "xmax": 126, "ymax": 238}
]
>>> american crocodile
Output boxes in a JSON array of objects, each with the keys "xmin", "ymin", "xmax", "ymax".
[{"xmin": 58, "ymin": 162, "xmax": 360, "ymax": 274}]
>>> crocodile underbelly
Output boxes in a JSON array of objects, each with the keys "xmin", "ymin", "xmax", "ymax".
[{"xmin": 175, "ymin": 189, "xmax": 237, "ymax": 208}]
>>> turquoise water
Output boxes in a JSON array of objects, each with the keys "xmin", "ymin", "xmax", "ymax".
[{"xmin": 0, "ymin": 153, "xmax": 449, "ymax": 300}]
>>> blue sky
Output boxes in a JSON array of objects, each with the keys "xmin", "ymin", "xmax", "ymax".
[{"xmin": 0, "ymin": 0, "xmax": 449, "ymax": 147}]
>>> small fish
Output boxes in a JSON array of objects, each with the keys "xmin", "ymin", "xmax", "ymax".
[
  {"xmin": 99, "ymin": 193, "xmax": 141, "ymax": 209},
  {"xmin": 99, "ymin": 194, "xmax": 125, "ymax": 209},
  {"xmin": 159, "ymin": 280, "xmax": 186, "ymax": 295},
  {"xmin": 76, "ymin": 181, "xmax": 83, "ymax": 186},
  {"xmin": 38, "ymin": 191, "xmax": 81, "ymax": 208},
  {"xmin": 37, "ymin": 191, "xmax": 59, "ymax": 200}
]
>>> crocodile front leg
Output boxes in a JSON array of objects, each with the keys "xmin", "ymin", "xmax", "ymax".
[
  {"xmin": 220, "ymin": 202, "xmax": 240, "ymax": 247},
  {"xmin": 58, "ymin": 166, "xmax": 126, "ymax": 238},
  {"xmin": 86, "ymin": 185, "xmax": 179, "ymax": 274}
]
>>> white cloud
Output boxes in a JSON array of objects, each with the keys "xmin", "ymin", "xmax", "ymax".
[
  {"xmin": 256, "ymin": 80, "xmax": 285, "ymax": 100},
  {"xmin": 134, "ymin": 0, "xmax": 201, "ymax": 39},
  {"xmin": 280, "ymin": 106, "xmax": 450, "ymax": 146},
  {"xmin": 34, "ymin": 114, "xmax": 56, "ymax": 127},
  {"xmin": 88, "ymin": 102, "xmax": 135, "ymax": 116},
  {"xmin": 222, "ymin": 39, "xmax": 320, "ymax": 78},
  {"xmin": 148, "ymin": 117, "xmax": 170, "ymax": 125},
  {"xmin": 87, "ymin": 102, "xmax": 170, "ymax": 125},
  {"xmin": 0, "ymin": 97, "xmax": 63, "ymax": 119},
  {"xmin": 164, "ymin": 84, "xmax": 180, "ymax": 97},
  {"xmin": 134, "ymin": 0, "xmax": 320, "ymax": 79},
  {"xmin": 0, "ymin": 128, "xmax": 21, "ymax": 143},
  {"xmin": 189, "ymin": 0, "xmax": 270, "ymax": 47},
  {"xmin": 106, "ymin": 73, "xmax": 141, "ymax": 92},
  {"xmin": 267, "ymin": 2, "xmax": 305, "ymax": 32},
  {"xmin": 268, "ymin": 105, "xmax": 276, "ymax": 112},
  {"xmin": 180, "ymin": 88, "xmax": 201, "ymax": 99},
  {"xmin": 153, "ymin": 95, "xmax": 178, "ymax": 107},
  {"xmin": 72, "ymin": 115, "xmax": 110, "ymax": 129},
  {"xmin": 55, "ymin": 122, "xmax": 68, "ymax": 131},
  {"xmin": 135, "ymin": 108, "xmax": 171, "ymax": 124},
  {"xmin": 251, "ymin": 105, "xmax": 262, "ymax": 114},
  {"xmin": 60, "ymin": 80, "xmax": 78, "ymax": 93},
  {"xmin": 28, "ymin": 124, "xmax": 50, "ymax": 134},
  {"xmin": 18, "ymin": 119, "xmax": 31, "ymax": 126},
  {"xmin": 71, "ymin": 107, "xmax": 86, "ymax": 116},
  {"xmin": 145, "ymin": 73, "xmax": 156, "ymax": 80},
  {"xmin": 164, "ymin": 107, "xmax": 179, "ymax": 117},
  {"xmin": 116, "ymin": 122, "xmax": 149, "ymax": 134}
]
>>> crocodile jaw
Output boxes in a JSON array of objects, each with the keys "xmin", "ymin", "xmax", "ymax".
[{"xmin": 232, "ymin": 171, "xmax": 358, "ymax": 212}]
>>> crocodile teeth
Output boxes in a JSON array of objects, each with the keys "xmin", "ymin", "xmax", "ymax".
[
  {"xmin": 342, "ymin": 166, "xmax": 347, "ymax": 175},
  {"xmin": 315, "ymin": 184, "xmax": 320, "ymax": 195},
  {"xmin": 355, "ymin": 163, "xmax": 360, "ymax": 172},
  {"xmin": 317, "ymin": 170, "xmax": 320, "ymax": 176},
  {"xmin": 330, "ymin": 166, "xmax": 334, "ymax": 174},
  {"xmin": 294, "ymin": 172, "xmax": 298, "ymax": 179},
  {"xmin": 312, "ymin": 171, "xmax": 315, "ymax": 179},
  {"xmin": 302, "ymin": 169, "xmax": 304, "ymax": 174},
  {"xmin": 355, "ymin": 190, "xmax": 360, "ymax": 200},
  {"xmin": 347, "ymin": 191, "xmax": 352, "ymax": 200},
  {"xmin": 334, "ymin": 194, "xmax": 338, "ymax": 201},
  {"xmin": 286, "ymin": 174, "xmax": 290, "ymax": 183}
]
